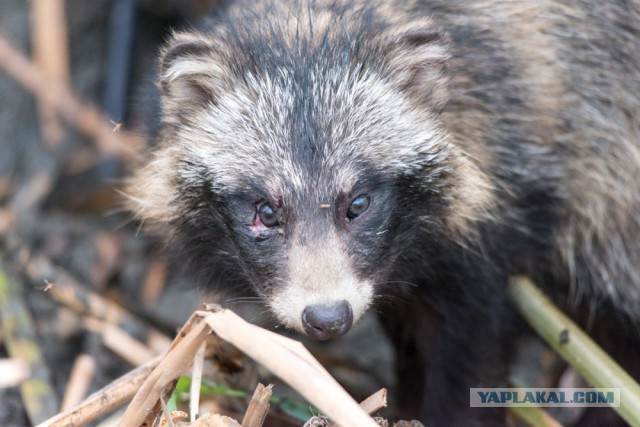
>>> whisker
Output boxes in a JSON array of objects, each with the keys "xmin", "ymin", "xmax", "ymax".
[
  {"xmin": 370, "ymin": 291, "xmax": 415, "ymax": 312},
  {"xmin": 225, "ymin": 296, "xmax": 265, "ymax": 304},
  {"xmin": 246, "ymin": 308, "xmax": 275, "ymax": 325},
  {"xmin": 374, "ymin": 280, "xmax": 419, "ymax": 289}
]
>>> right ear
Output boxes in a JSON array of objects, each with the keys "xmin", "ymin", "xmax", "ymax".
[{"xmin": 158, "ymin": 32, "xmax": 231, "ymax": 109}]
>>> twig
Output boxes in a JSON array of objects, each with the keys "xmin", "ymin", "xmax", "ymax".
[
  {"xmin": 84, "ymin": 317, "xmax": 157, "ymax": 366},
  {"xmin": 54, "ymin": 280, "xmax": 172, "ymax": 354},
  {"xmin": 0, "ymin": 34, "xmax": 140, "ymax": 162},
  {"xmin": 95, "ymin": 410, "xmax": 125, "ymax": 427},
  {"xmin": 358, "ymin": 388, "xmax": 388, "ymax": 415},
  {"xmin": 191, "ymin": 413, "xmax": 241, "ymax": 426},
  {"xmin": 159, "ymin": 393, "xmax": 177, "ymax": 427},
  {"xmin": 241, "ymin": 383, "xmax": 272, "ymax": 427},
  {"xmin": 142, "ymin": 257, "xmax": 168, "ymax": 309},
  {"xmin": 9, "ymin": 171, "xmax": 55, "ymax": 217},
  {"xmin": 36, "ymin": 355, "xmax": 162, "ymax": 427},
  {"xmin": 60, "ymin": 354, "xmax": 96, "ymax": 411},
  {"xmin": 313, "ymin": 388, "xmax": 388, "ymax": 427},
  {"xmin": 120, "ymin": 307, "xmax": 377, "ymax": 427},
  {"xmin": 509, "ymin": 276, "xmax": 640, "ymax": 427},
  {"xmin": 5, "ymin": 234, "xmax": 172, "ymax": 354},
  {"xmin": 118, "ymin": 314, "xmax": 212, "ymax": 426},
  {"xmin": 30, "ymin": 0, "xmax": 69, "ymax": 148},
  {"xmin": 190, "ymin": 342, "xmax": 207, "ymax": 421},
  {"xmin": 200, "ymin": 308, "xmax": 378, "ymax": 427},
  {"xmin": 0, "ymin": 261, "xmax": 59, "ymax": 424}
]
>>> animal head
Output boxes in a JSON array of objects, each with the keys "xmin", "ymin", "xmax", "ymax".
[{"xmin": 127, "ymin": 1, "xmax": 492, "ymax": 339}]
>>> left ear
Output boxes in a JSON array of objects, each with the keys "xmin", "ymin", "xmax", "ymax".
[
  {"xmin": 158, "ymin": 31, "xmax": 233, "ymax": 113},
  {"xmin": 383, "ymin": 22, "xmax": 450, "ymax": 111}
]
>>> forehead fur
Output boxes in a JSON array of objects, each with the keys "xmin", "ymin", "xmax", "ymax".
[
  {"xmin": 156, "ymin": 0, "xmax": 452, "ymax": 200},
  {"xmin": 176, "ymin": 67, "xmax": 448, "ymax": 197}
]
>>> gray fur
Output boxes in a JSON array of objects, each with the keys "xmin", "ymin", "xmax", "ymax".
[
  {"xmin": 128, "ymin": 0, "xmax": 640, "ymax": 334},
  {"xmin": 127, "ymin": 1, "xmax": 640, "ymax": 422}
]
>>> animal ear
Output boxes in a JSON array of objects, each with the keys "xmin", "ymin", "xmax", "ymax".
[
  {"xmin": 158, "ymin": 32, "xmax": 230, "ymax": 109},
  {"xmin": 385, "ymin": 24, "xmax": 449, "ymax": 111}
]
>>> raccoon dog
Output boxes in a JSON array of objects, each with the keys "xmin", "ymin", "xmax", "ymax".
[{"xmin": 128, "ymin": 0, "xmax": 640, "ymax": 425}]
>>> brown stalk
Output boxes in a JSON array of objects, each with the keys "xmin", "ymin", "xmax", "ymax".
[{"xmin": 0, "ymin": 34, "xmax": 140, "ymax": 162}]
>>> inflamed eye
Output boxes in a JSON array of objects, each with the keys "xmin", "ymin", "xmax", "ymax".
[
  {"xmin": 347, "ymin": 194, "xmax": 370, "ymax": 220},
  {"xmin": 257, "ymin": 203, "xmax": 279, "ymax": 227}
]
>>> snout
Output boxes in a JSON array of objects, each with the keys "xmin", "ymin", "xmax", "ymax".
[{"xmin": 301, "ymin": 300, "xmax": 353, "ymax": 340}]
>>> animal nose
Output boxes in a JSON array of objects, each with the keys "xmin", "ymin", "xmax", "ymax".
[{"xmin": 301, "ymin": 300, "xmax": 353, "ymax": 340}]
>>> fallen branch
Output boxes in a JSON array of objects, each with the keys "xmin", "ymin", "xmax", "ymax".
[
  {"xmin": 36, "ymin": 355, "xmax": 162, "ymax": 427},
  {"xmin": 200, "ymin": 308, "xmax": 378, "ymax": 427},
  {"xmin": 509, "ymin": 276, "xmax": 640, "ymax": 427},
  {"xmin": 115, "ymin": 307, "xmax": 378, "ymax": 426}
]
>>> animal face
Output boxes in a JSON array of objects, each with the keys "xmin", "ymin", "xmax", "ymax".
[
  {"xmin": 163, "ymin": 61, "xmax": 448, "ymax": 337},
  {"xmin": 128, "ymin": 2, "xmax": 493, "ymax": 338}
]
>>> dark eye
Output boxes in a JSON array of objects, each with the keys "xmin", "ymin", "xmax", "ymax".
[
  {"xmin": 347, "ymin": 194, "xmax": 370, "ymax": 220},
  {"xmin": 258, "ymin": 203, "xmax": 279, "ymax": 227}
]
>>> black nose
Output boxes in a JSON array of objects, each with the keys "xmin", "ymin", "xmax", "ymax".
[{"xmin": 301, "ymin": 300, "xmax": 353, "ymax": 340}]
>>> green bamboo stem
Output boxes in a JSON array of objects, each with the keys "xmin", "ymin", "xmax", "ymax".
[
  {"xmin": 508, "ymin": 276, "xmax": 640, "ymax": 427},
  {"xmin": 0, "ymin": 260, "xmax": 59, "ymax": 424},
  {"xmin": 510, "ymin": 405, "xmax": 562, "ymax": 427}
]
